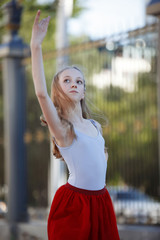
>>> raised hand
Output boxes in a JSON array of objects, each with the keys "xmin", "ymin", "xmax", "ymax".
[{"xmin": 31, "ymin": 10, "xmax": 50, "ymax": 47}]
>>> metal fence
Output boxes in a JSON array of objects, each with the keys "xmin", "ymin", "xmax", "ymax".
[
  {"xmin": 0, "ymin": 23, "xmax": 160, "ymax": 225},
  {"xmin": 30, "ymin": 23, "xmax": 160, "ymax": 225}
]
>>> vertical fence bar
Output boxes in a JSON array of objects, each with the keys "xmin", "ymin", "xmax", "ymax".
[{"xmin": 156, "ymin": 19, "xmax": 160, "ymax": 196}]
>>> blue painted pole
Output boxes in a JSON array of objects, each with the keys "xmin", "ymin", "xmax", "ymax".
[{"xmin": 0, "ymin": 1, "xmax": 30, "ymax": 237}]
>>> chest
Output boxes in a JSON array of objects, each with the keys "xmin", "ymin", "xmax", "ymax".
[{"xmin": 73, "ymin": 124, "xmax": 98, "ymax": 137}]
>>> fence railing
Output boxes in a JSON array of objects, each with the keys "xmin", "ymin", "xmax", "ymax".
[
  {"xmin": 35, "ymin": 23, "xmax": 159, "ymax": 225},
  {"xmin": 0, "ymin": 23, "xmax": 160, "ymax": 225}
]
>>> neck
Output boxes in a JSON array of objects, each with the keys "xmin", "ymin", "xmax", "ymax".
[{"xmin": 65, "ymin": 102, "xmax": 84, "ymax": 124}]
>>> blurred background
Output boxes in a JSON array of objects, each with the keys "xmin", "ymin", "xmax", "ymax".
[{"xmin": 0, "ymin": 0, "xmax": 160, "ymax": 239}]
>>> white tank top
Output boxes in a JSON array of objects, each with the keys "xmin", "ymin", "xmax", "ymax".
[{"xmin": 53, "ymin": 119, "xmax": 108, "ymax": 190}]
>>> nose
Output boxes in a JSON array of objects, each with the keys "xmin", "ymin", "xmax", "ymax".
[{"xmin": 71, "ymin": 83, "xmax": 77, "ymax": 88}]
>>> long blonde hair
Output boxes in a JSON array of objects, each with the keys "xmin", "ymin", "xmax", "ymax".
[{"xmin": 40, "ymin": 66, "xmax": 91, "ymax": 161}]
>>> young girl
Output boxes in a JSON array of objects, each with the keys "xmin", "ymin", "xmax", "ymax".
[{"xmin": 31, "ymin": 10, "xmax": 120, "ymax": 240}]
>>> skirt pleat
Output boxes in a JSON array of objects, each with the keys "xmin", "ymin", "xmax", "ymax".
[{"xmin": 47, "ymin": 182, "xmax": 120, "ymax": 240}]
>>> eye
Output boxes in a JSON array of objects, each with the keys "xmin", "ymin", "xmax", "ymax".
[
  {"xmin": 64, "ymin": 79, "xmax": 70, "ymax": 83},
  {"xmin": 77, "ymin": 80, "xmax": 83, "ymax": 84}
]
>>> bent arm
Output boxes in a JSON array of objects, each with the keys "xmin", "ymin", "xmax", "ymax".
[
  {"xmin": 30, "ymin": 11, "xmax": 70, "ymax": 142},
  {"xmin": 37, "ymin": 94, "xmax": 66, "ymax": 140},
  {"xmin": 31, "ymin": 44, "xmax": 68, "ymax": 141}
]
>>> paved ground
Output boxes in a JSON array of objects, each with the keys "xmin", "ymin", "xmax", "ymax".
[
  {"xmin": 118, "ymin": 224, "xmax": 160, "ymax": 240},
  {"xmin": 0, "ymin": 219, "xmax": 160, "ymax": 240}
]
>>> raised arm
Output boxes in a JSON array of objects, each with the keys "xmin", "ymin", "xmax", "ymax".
[
  {"xmin": 30, "ymin": 10, "xmax": 71, "ymax": 145},
  {"xmin": 30, "ymin": 10, "xmax": 50, "ymax": 96}
]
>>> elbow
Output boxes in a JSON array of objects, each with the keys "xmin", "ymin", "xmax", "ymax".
[{"xmin": 36, "ymin": 91, "xmax": 48, "ymax": 99}]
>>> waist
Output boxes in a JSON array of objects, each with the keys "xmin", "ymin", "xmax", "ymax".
[{"xmin": 65, "ymin": 182, "xmax": 106, "ymax": 195}]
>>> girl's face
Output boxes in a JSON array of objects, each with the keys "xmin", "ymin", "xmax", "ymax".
[{"xmin": 58, "ymin": 68, "xmax": 85, "ymax": 102}]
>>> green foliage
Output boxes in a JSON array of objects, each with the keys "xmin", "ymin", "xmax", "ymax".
[
  {"xmin": 72, "ymin": 0, "xmax": 88, "ymax": 18},
  {"xmin": 103, "ymin": 71, "xmax": 158, "ymax": 199},
  {"xmin": 103, "ymin": 84, "xmax": 126, "ymax": 102}
]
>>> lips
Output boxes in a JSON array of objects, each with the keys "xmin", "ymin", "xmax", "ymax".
[{"xmin": 69, "ymin": 90, "xmax": 78, "ymax": 93}]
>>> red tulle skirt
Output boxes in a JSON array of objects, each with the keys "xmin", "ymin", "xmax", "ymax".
[{"xmin": 47, "ymin": 182, "xmax": 120, "ymax": 240}]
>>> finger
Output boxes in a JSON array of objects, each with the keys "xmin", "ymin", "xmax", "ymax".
[
  {"xmin": 39, "ymin": 18, "xmax": 46, "ymax": 25},
  {"xmin": 44, "ymin": 16, "xmax": 51, "ymax": 27},
  {"xmin": 39, "ymin": 18, "xmax": 47, "ymax": 28},
  {"xmin": 34, "ymin": 10, "xmax": 41, "ymax": 26},
  {"xmin": 40, "ymin": 17, "xmax": 50, "ymax": 28}
]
